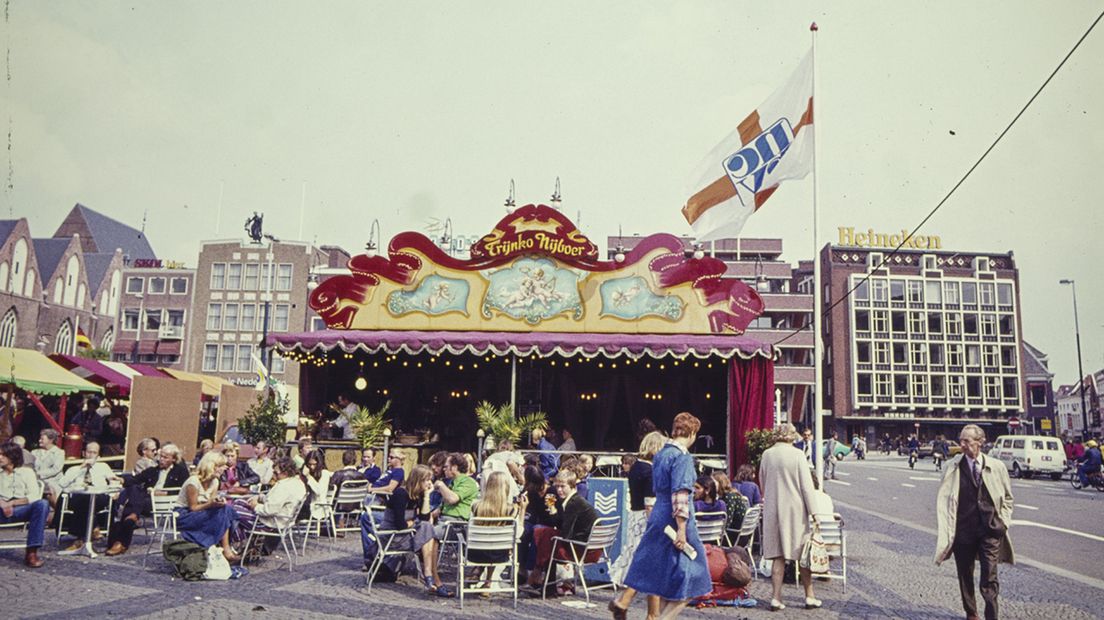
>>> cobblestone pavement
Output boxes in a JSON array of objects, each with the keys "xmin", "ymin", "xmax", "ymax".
[{"xmin": 2, "ymin": 506, "xmax": 1102, "ymax": 619}]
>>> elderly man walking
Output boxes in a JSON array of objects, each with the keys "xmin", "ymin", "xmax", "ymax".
[{"xmin": 935, "ymin": 424, "xmax": 1014, "ymax": 620}]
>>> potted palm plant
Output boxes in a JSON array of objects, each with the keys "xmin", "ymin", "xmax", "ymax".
[
  {"xmin": 475, "ymin": 400, "xmax": 548, "ymax": 447},
  {"xmin": 340, "ymin": 401, "xmax": 393, "ymax": 449}
]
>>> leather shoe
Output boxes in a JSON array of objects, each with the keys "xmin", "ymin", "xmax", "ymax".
[
  {"xmin": 105, "ymin": 542, "xmax": 127, "ymax": 556},
  {"xmin": 607, "ymin": 600, "xmax": 628, "ymax": 620},
  {"xmin": 24, "ymin": 548, "xmax": 44, "ymax": 568},
  {"xmin": 91, "ymin": 527, "xmax": 103, "ymax": 542}
]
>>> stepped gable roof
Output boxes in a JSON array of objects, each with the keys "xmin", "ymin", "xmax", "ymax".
[
  {"xmin": 32, "ymin": 238, "xmax": 71, "ymax": 281},
  {"xmin": 62, "ymin": 204, "xmax": 156, "ymax": 260}
]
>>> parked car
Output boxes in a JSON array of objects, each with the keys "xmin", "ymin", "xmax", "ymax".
[
  {"xmin": 921, "ymin": 440, "xmax": 962, "ymax": 459},
  {"xmin": 221, "ymin": 424, "xmax": 257, "ymax": 460},
  {"xmin": 989, "ymin": 435, "xmax": 1066, "ymax": 480}
]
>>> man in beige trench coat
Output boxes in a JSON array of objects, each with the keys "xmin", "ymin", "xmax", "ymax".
[{"xmin": 935, "ymin": 424, "xmax": 1015, "ymax": 620}]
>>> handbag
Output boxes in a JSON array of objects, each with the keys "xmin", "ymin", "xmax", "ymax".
[{"xmin": 799, "ymin": 525, "xmax": 830, "ymax": 574}]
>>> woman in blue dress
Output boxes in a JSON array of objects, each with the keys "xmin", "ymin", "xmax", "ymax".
[{"xmin": 617, "ymin": 412, "xmax": 711, "ymax": 620}]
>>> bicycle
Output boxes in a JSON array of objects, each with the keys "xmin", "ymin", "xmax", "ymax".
[
  {"xmin": 933, "ymin": 452, "xmax": 945, "ymax": 472},
  {"xmin": 1069, "ymin": 468, "xmax": 1104, "ymax": 491},
  {"xmin": 908, "ymin": 449, "xmax": 918, "ymax": 470}
]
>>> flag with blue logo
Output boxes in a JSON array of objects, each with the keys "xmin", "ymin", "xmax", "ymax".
[{"xmin": 682, "ymin": 50, "xmax": 814, "ymax": 242}]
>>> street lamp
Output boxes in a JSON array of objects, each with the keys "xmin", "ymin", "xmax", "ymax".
[{"xmin": 1059, "ymin": 279, "xmax": 1090, "ymax": 438}]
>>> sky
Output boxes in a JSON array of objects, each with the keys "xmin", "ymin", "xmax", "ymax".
[{"xmin": 3, "ymin": 1, "xmax": 1102, "ymax": 386}]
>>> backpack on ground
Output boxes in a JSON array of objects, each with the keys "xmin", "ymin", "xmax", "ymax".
[{"xmin": 163, "ymin": 539, "xmax": 208, "ymax": 581}]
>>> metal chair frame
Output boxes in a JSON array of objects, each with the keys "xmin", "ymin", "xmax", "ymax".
[
  {"xmin": 542, "ymin": 515, "xmax": 621, "ymax": 604},
  {"xmin": 458, "ymin": 516, "xmax": 520, "ymax": 610},
  {"xmin": 730, "ymin": 504, "xmax": 762, "ymax": 577},
  {"xmin": 142, "ymin": 487, "xmax": 181, "ymax": 567},
  {"xmin": 240, "ymin": 494, "xmax": 308, "ymax": 573},
  {"xmin": 363, "ymin": 505, "xmax": 423, "ymax": 593}
]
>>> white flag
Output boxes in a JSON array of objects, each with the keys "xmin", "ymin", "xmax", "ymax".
[{"xmin": 682, "ymin": 51, "xmax": 814, "ymax": 242}]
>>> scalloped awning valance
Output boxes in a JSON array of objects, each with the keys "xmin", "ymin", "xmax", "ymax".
[{"xmin": 268, "ymin": 330, "xmax": 775, "ymax": 361}]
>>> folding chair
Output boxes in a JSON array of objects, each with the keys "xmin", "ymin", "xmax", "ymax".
[
  {"xmin": 797, "ymin": 512, "xmax": 847, "ymax": 591},
  {"xmin": 364, "ymin": 505, "xmax": 422, "ymax": 593},
  {"xmin": 142, "ymin": 487, "xmax": 181, "ymax": 567},
  {"xmin": 329, "ymin": 479, "xmax": 371, "ymax": 536},
  {"xmin": 0, "ymin": 480, "xmax": 43, "ymax": 550},
  {"xmin": 731, "ymin": 504, "xmax": 762, "ymax": 577},
  {"xmin": 241, "ymin": 494, "xmax": 308, "ymax": 573},
  {"xmin": 694, "ymin": 511, "xmax": 727, "ymax": 546},
  {"xmin": 436, "ymin": 518, "xmax": 468, "ymax": 586},
  {"xmin": 56, "ymin": 490, "xmax": 115, "ymax": 543},
  {"xmin": 543, "ymin": 516, "xmax": 621, "ymax": 604},
  {"xmin": 458, "ymin": 517, "xmax": 520, "ymax": 610}
]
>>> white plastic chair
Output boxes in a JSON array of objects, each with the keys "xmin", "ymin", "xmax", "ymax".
[
  {"xmin": 732, "ymin": 504, "xmax": 762, "ymax": 577},
  {"xmin": 798, "ymin": 512, "xmax": 847, "ymax": 591},
  {"xmin": 458, "ymin": 516, "xmax": 520, "ymax": 609},
  {"xmin": 142, "ymin": 487, "xmax": 181, "ymax": 567},
  {"xmin": 694, "ymin": 511, "xmax": 727, "ymax": 546},
  {"xmin": 543, "ymin": 516, "xmax": 621, "ymax": 604},
  {"xmin": 363, "ymin": 505, "xmax": 422, "ymax": 593},
  {"xmin": 241, "ymin": 494, "xmax": 308, "ymax": 573}
]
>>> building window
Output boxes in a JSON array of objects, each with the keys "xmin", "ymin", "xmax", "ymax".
[
  {"xmin": 261, "ymin": 264, "xmax": 273, "ymax": 291},
  {"xmin": 219, "ymin": 344, "xmax": 235, "ymax": 372},
  {"xmin": 855, "ymin": 310, "xmax": 870, "ymax": 332},
  {"xmin": 984, "ymin": 376, "xmax": 1000, "ymax": 400},
  {"xmin": 912, "ymin": 375, "xmax": 927, "ymax": 398},
  {"xmin": 907, "ymin": 281, "xmax": 923, "ymax": 304},
  {"xmin": 909, "ymin": 312, "xmax": 925, "ymax": 334},
  {"xmin": 0, "ymin": 308, "xmax": 16, "ymax": 347},
  {"xmin": 270, "ymin": 355, "xmax": 286, "ymax": 374},
  {"xmin": 211, "ymin": 263, "xmax": 226, "ymax": 289},
  {"xmin": 857, "ymin": 373, "xmax": 872, "ymax": 396},
  {"xmin": 890, "ymin": 280, "xmax": 905, "ymax": 302},
  {"xmin": 206, "ymin": 303, "xmax": 222, "ymax": 330},
  {"xmin": 1030, "ymin": 385, "xmax": 1047, "ymax": 407},
  {"xmin": 856, "ymin": 342, "xmax": 871, "ymax": 364},
  {"xmin": 203, "ymin": 344, "xmax": 218, "ymax": 371},
  {"xmin": 997, "ymin": 282, "xmax": 1013, "ymax": 305},
  {"xmin": 875, "ymin": 374, "xmax": 891, "ymax": 398},
  {"xmin": 966, "ymin": 344, "xmax": 980, "ymax": 366},
  {"xmin": 892, "ymin": 343, "xmax": 907, "ymax": 365},
  {"xmin": 963, "ymin": 314, "xmax": 978, "ymax": 335},
  {"xmin": 123, "ymin": 309, "xmax": 141, "ymax": 331},
  {"xmin": 1000, "ymin": 346, "xmax": 1016, "ymax": 367},
  {"xmin": 967, "ymin": 376, "xmax": 981, "ymax": 397},
  {"xmin": 170, "ymin": 277, "xmax": 188, "ymax": 294},
  {"xmin": 311, "ymin": 316, "xmax": 327, "ymax": 331},
  {"xmin": 946, "ymin": 313, "xmax": 961, "ymax": 336},
  {"xmin": 144, "ymin": 309, "xmax": 162, "ymax": 331},
  {"xmin": 961, "ymin": 281, "xmax": 977, "ymax": 305},
  {"xmin": 872, "ymin": 310, "xmax": 888, "ymax": 333},
  {"xmin": 241, "ymin": 304, "xmax": 256, "ymax": 331},
  {"xmin": 273, "ymin": 304, "xmax": 290, "ymax": 331},
  {"xmin": 148, "ymin": 277, "xmax": 166, "ymax": 294},
  {"xmin": 980, "ymin": 314, "xmax": 996, "ymax": 337},
  {"xmin": 871, "ymin": 280, "xmax": 887, "ymax": 302},
  {"xmin": 54, "ymin": 320, "xmax": 73, "ymax": 354},
  {"xmin": 277, "ymin": 264, "xmax": 293, "ymax": 291},
  {"xmin": 949, "ymin": 375, "xmax": 964, "ymax": 398},
  {"xmin": 979, "ymin": 283, "xmax": 994, "ymax": 306},
  {"xmin": 854, "ymin": 280, "xmax": 869, "ymax": 302},
  {"xmin": 943, "ymin": 282, "xmax": 959, "ymax": 305},
  {"xmin": 874, "ymin": 342, "xmax": 890, "ymax": 365},
  {"xmin": 931, "ymin": 375, "xmax": 946, "ymax": 397},
  {"xmin": 894, "ymin": 375, "xmax": 909, "ymax": 397},
  {"xmin": 1004, "ymin": 379, "xmax": 1019, "ymax": 401},
  {"xmin": 244, "ymin": 264, "xmax": 259, "ymax": 290},
  {"xmin": 227, "ymin": 264, "xmax": 242, "ymax": 290},
  {"xmin": 910, "ymin": 343, "xmax": 928, "ymax": 366},
  {"xmin": 947, "ymin": 344, "xmax": 963, "ymax": 367},
  {"xmin": 126, "ymin": 277, "xmax": 143, "ymax": 294},
  {"xmin": 999, "ymin": 315, "xmax": 1014, "ymax": 336},
  {"xmin": 224, "ymin": 304, "xmax": 239, "ymax": 331},
  {"xmin": 236, "ymin": 345, "xmax": 253, "ymax": 372},
  {"xmin": 927, "ymin": 312, "xmax": 943, "ymax": 334},
  {"xmin": 891, "ymin": 311, "xmax": 906, "ymax": 333},
  {"xmin": 929, "ymin": 343, "xmax": 944, "ymax": 365},
  {"xmin": 925, "ymin": 281, "xmax": 942, "ymax": 304},
  {"xmin": 982, "ymin": 345, "xmax": 999, "ymax": 367}
]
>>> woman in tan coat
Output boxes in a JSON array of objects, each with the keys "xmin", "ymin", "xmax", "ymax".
[{"xmin": 758, "ymin": 422, "xmax": 819, "ymax": 611}]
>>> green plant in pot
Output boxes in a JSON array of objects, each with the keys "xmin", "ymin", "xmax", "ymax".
[
  {"xmin": 238, "ymin": 393, "xmax": 289, "ymax": 449},
  {"xmin": 744, "ymin": 427, "xmax": 781, "ymax": 472},
  {"xmin": 475, "ymin": 401, "xmax": 548, "ymax": 446},
  {"xmin": 341, "ymin": 400, "xmax": 392, "ymax": 449}
]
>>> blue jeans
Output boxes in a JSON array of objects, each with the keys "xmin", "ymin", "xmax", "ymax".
[
  {"xmin": 0, "ymin": 499, "xmax": 49, "ymax": 548},
  {"xmin": 1078, "ymin": 464, "xmax": 1099, "ymax": 486}
]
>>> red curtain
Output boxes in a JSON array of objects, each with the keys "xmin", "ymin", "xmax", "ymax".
[{"xmin": 727, "ymin": 356, "xmax": 775, "ymax": 471}]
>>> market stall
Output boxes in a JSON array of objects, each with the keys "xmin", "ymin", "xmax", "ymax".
[
  {"xmin": 271, "ymin": 204, "xmax": 777, "ymax": 469},
  {"xmin": 0, "ymin": 346, "xmax": 104, "ymax": 446}
]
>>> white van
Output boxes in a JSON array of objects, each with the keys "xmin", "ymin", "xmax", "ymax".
[{"xmin": 989, "ymin": 435, "xmax": 1066, "ymax": 480}]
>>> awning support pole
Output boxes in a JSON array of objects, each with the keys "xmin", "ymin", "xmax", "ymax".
[
  {"xmin": 26, "ymin": 393, "xmax": 63, "ymax": 433},
  {"xmin": 510, "ymin": 355, "xmax": 517, "ymax": 413}
]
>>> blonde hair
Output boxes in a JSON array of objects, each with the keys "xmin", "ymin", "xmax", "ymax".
[
  {"xmin": 774, "ymin": 422, "xmax": 799, "ymax": 443},
  {"xmin": 474, "ymin": 471, "xmax": 513, "ymax": 518},
  {"xmin": 196, "ymin": 451, "xmax": 227, "ymax": 484},
  {"xmin": 638, "ymin": 431, "xmax": 667, "ymax": 460}
]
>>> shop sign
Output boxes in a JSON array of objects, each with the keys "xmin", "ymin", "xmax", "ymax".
[
  {"xmin": 837, "ymin": 227, "xmax": 942, "ymax": 250},
  {"xmin": 470, "ymin": 208, "xmax": 598, "ymax": 262}
]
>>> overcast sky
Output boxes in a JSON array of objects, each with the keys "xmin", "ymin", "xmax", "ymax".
[{"xmin": 4, "ymin": 2, "xmax": 1102, "ymax": 386}]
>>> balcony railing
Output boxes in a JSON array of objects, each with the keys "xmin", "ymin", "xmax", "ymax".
[{"xmin": 158, "ymin": 325, "xmax": 185, "ymax": 340}]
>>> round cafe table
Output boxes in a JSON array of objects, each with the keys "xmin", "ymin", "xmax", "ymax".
[{"xmin": 58, "ymin": 487, "xmax": 119, "ymax": 559}]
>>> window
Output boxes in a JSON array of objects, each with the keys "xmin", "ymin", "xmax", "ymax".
[
  {"xmin": 270, "ymin": 355, "xmax": 286, "ymax": 374},
  {"xmin": 241, "ymin": 304, "xmax": 256, "ymax": 331},
  {"xmin": 910, "ymin": 343, "xmax": 928, "ymax": 366},
  {"xmin": 857, "ymin": 374, "xmax": 872, "ymax": 396},
  {"xmin": 871, "ymin": 280, "xmax": 887, "ymax": 302},
  {"xmin": 912, "ymin": 375, "xmax": 927, "ymax": 397},
  {"xmin": 999, "ymin": 315, "xmax": 1014, "ymax": 335},
  {"xmin": 984, "ymin": 376, "xmax": 1000, "ymax": 400},
  {"xmin": 875, "ymin": 374, "xmax": 891, "ymax": 398},
  {"xmin": 907, "ymin": 281, "xmax": 923, "ymax": 304},
  {"xmin": 1012, "ymin": 439, "xmax": 1024, "ymax": 450},
  {"xmin": 856, "ymin": 342, "xmax": 871, "ymax": 363},
  {"xmin": 892, "ymin": 343, "xmax": 907, "ymax": 364},
  {"xmin": 966, "ymin": 344, "xmax": 980, "ymax": 366},
  {"xmin": 227, "ymin": 264, "xmax": 242, "ymax": 290},
  {"xmin": 891, "ymin": 311, "xmax": 906, "ymax": 333},
  {"xmin": 244, "ymin": 264, "xmax": 259, "ymax": 290},
  {"xmin": 929, "ymin": 343, "xmax": 944, "ymax": 365},
  {"xmin": 277, "ymin": 264, "xmax": 293, "ymax": 291},
  {"xmin": 207, "ymin": 303, "xmax": 222, "ymax": 330},
  {"xmin": 967, "ymin": 376, "xmax": 981, "ymax": 397},
  {"xmin": 947, "ymin": 344, "xmax": 963, "ymax": 366},
  {"xmin": 927, "ymin": 312, "xmax": 943, "ymax": 334},
  {"xmin": 1046, "ymin": 440, "xmax": 1060, "ymax": 451},
  {"xmin": 211, "ymin": 263, "xmax": 226, "ymax": 289},
  {"xmin": 0, "ymin": 308, "xmax": 16, "ymax": 347},
  {"xmin": 963, "ymin": 314, "xmax": 978, "ymax": 335},
  {"xmin": 931, "ymin": 375, "xmax": 946, "ymax": 397},
  {"xmin": 236, "ymin": 345, "xmax": 253, "ymax": 372},
  {"xmin": 925, "ymin": 281, "xmax": 942, "ymax": 304},
  {"xmin": 144, "ymin": 309, "xmax": 162, "ymax": 331},
  {"xmin": 1030, "ymin": 385, "xmax": 1047, "ymax": 407},
  {"xmin": 273, "ymin": 304, "xmax": 290, "ymax": 331},
  {"xmin": 979, "ymin": 283, "xmax": 994, "ymax": 306},
  {"xmin": 873, "ymin": 310, "xmax": 888, "ymax": 333},
  {"xmin": 855, "ymin": 310, "xmax": 870, "ymax": 331},
  {"xmin": 54, "ymin": 320, "xmax": 73, "ymax": 354},
  {"xmin": 894, "ymin": 375, "xmax": 909, "ymax": 397},
  {"xmin": 854, "ymin": 280, "xmax": 869, "ymax": 302},
  {"xmin": 311, "ymin": 316, "xmax": 327, "ymax": 331},
  {"xmin": 148, "ymin": 277, "xmax": 166, "ymax": 294},
  {"xmin": 126, "ymin": 277, "xmax": 144, "ymax": 294},
  {"xmin": 123, "ymin": 308, "xmax": 140, "ymax": 330},
  {"xmin": 261, "ymin": 264, "xmax": 273, "ymax": 291},
  {"xmin": 909, "ymin": 312, "xmax": 925, "ymax": 334},
  {"xmin": 943, "ymin": 282, "xmax": 959, "ymax": 305},
  {"xmin": 1003, "ymin": 378, "xmax": 1019, "ymax": 400},
  {"xmin": 982, "ymin": 345, "xmax": 998, "ymax": 367},
  {"xmin": 946, "ymin": 313, "xmax": 961, "ymax": 336},
  {"xmin": 874, "ymin": 342, "xmax": 890, "ymax": 365},
  {"xmin": 981, "ymin": 314, "xmax": 996, "ymax": 337},
  {"xmin": 170, "ymin": 277, "xmax": 188, "ymax": 294},
  {"xmin": 949, "ymin": 375, "xmax": 964, "ymax": 398},
  {"xmin": 997, "ymin": 282, "xmax": 1013, "ymax": 305},
  {"xmin": 961, "ymin": 281, "xmax": 977, "ymax": 305},
  {"xmin": 1000, "ymin": 346, "xmax": 1016, "ymax": 367},
  {"xmin": 219, "ymin": 344, "xmax": 235, "ymax": 372},
  {"xmin": 224, "ymin": 304, "xmax": 239, "ymax": 331},
  {"xmin": 203, "ymin": 344, "xmax": 218, "ymax": 371},
  {"xmin": 890, "ymin": 280, "xmax": 905, "ymax": 302}
]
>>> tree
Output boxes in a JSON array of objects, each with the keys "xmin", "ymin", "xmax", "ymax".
[
  {"xmin": 744, "ymin": 427, "xmax": 780, "ymax": 472},
  {"xmin": 238, "ymin": 393, "xmax": 288, "ymax": 448}
]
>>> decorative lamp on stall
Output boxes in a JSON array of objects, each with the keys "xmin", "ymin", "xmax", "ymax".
[
  {"xmin": 365, "ymin": 219, "xmax": 381, "ymax": 258},
  {"xmin": 354, "ymin": 371, "xmax": 368, "ymax": 391},
  {"xmin": 550, "ymin": 177, "xmax": 562, "ymax": 211},
  {"xmin": 614, "ymin": 224, "xmax": 626, "ymax": 263},
  {"xmin": 504, "ymin": 179, "xmax": 516, "ymax": 214},
  {"xmin": 691, "ymin": 242, "xmax": 705, "ymax": 260}
]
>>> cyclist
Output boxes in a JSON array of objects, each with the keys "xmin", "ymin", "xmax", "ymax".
[
  {"xmin": 932, "ymin": 435, "xmax": 949, "ymax": 472},
  {"xmin": 907, "ymin": 434, "xmax": 920, "ymax": 469},
  {"xmin": 1077, "ymin": 440, "xmax": 1102, "ymax": 489}
]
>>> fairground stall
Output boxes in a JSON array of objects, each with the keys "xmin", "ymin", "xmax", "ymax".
[{"xmin": 270, "ymin": 205, "xmax": 777, "ymax": 469}]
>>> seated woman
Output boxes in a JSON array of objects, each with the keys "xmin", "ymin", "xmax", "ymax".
[
  {"xmin": 733, "ymin": 464, "xmax": 762, "ymax": 506},
  {"xmin": 105, "ymin": 443, "xmax": 189, "ymax": 556},
  {"xmin": 220, "ymin": 444, "xmax": 260, "ymax": 495},
  {"xmin": 525, "ymin": 468, "xmax": 599, "ymax": 593},
  {"xmin": 176, "ymin": 451, "xmax": 239, "ymax": 561},
  {"xmin": 233, "ymin": 457, "xmax": 306, "ymax": 553},
  {"xmin": 359, "ymin": 464, "xmax": 451, "ymax": 596},
  {"xmin": 302, "ymin": 448, "xmax": 332, "ymax": 523},
  {"xmin": 55, "ymin": 441, "xmax": 123, "ymax": 554},
  {"xmin": 132, "ymin": 438, "xmax": 160, "ymax": 475},
  {"xmin": 693, "ymin": 474, "xmax": 727, "ymax": 520},
  {"xmin": 712, "ymin": 471, "xmax": 748, "ymax": 533},
  {"xmin": 469, "ymin": 471, "xmax": 527, "ymax": 590},
  {"xmin": 193, "ymin": 439, "xmax": 214, "ymax": 467},
  {"xmin": 31, "ymin": 429, "xmax": 65, "ymax": 503},
  {"xmin": 520, "ymin": 465, "xmax": 553, "ymax": 578}
]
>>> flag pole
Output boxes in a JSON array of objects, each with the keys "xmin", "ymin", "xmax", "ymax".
[{"xmin": 810, "ymin": 21, "xmax": 825, "ymax": 490}]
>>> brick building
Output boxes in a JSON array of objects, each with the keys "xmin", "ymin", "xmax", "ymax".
[{"xmin": 112, "ymin": 264, "xmax": 196, "ymax": 367}]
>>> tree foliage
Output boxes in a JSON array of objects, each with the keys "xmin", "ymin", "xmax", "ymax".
[
  {"xmin": 238, "ymin": 393, "xmax": 288, "ymax": 448},
  {"xmin": 744, "ymin": 427, "xmax": 780, "ymax": 472},
  {"xmin": 475, "ymin": 401, "xmax": 548, "ymax": 445}
]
